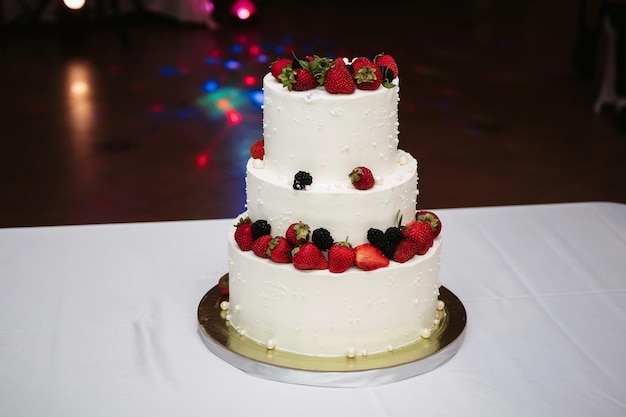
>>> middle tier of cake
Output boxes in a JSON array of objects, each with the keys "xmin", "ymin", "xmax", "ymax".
[{"xmin": 245, "ymin": 150, "xmax": 418, "ymax": 246}]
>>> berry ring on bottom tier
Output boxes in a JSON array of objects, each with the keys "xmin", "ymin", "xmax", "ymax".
[{"xmin": 197, "ymin": 282, "xmax": 466, "ymax": 388}]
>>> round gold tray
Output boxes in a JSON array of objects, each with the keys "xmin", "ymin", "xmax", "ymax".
[{"xmin": 197, "ymin": 278, "xmax": 466, "ymax": 387}]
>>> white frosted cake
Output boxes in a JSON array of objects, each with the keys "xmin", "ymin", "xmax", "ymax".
[{"xmin": 223, "ymin": 54, "xmax": 444, "ymax": 358}]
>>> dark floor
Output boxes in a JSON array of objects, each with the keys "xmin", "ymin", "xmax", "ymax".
[{"xmin": 1, "ymin": 0, "xmax": 625, "ymax": 228}]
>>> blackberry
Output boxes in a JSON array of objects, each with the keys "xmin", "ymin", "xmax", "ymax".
[
  {"xmin": 368, "ymin": 227, "xmax": 397, "ymax": 259},
  {"xmin": 384, "ymin": 227, "xmax": 404, "ymax": 245},
  {"xmin": 251, "ymin": 219, "xmax": 271, "ymax": 240},
  {"xmin": 367, "ymin": 228, "xmax": 386, "ymax": 248},
  {"xmin": 311, "ymin": 228, "xmax": 334, "ymax": 250},
  {"xmin": 380, "ymin": 240, "xmax": 398, "ymax": 259},
  {"xmin": 293, "ymin": 171, "xmax": 313, "ymax": 190}
]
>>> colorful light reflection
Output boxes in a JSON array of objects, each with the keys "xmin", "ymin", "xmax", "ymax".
[
  {"xmin": 197, "ymin": 87, "xmax": 251, "ymax": 123},
  {"xmin": 203, "ymin": 79, "xmax": 219, "ymax": 92},
  {"xmin": 227, "ymin": 110, "xmax": 242, "ymax": 125},
  {"xmin": 196, "ymin": 152, "xmax": 210, "ymax": 168},
  {"xmin": 248, "ymin": 90, "xmax": 263, "ymax": 107},
  {"xmin": 243, "ymin": 75, "xmax": 256, "ymax": 86},
  {"xmin": 225, "ymin": 60, "xmax": 241, "ymax": 70},
  {"xmin": 231, "ymin": 0, "xmax": 256, "ymax": 20}
]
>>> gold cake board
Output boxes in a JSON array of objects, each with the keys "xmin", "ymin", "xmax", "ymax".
[{"xmin": 197, "ymin": 277, "xmax": 466, "ymax": 387}]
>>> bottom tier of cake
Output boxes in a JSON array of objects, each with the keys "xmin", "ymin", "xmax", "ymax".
[{"xmin": 226, "ymin": 225, "xmax": 444, "ymax": 358}]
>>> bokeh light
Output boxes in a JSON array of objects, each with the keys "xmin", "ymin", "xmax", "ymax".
[
  {"xmin": 197, "ymin": 87, "xmax": 249, "ymax": 120},
  {"xmin": 243, "ymin": 75, "xmax": 256, "ymax": 86},
  {"xmin": 231, "ymin": 0, "xmax": 257, "ymax": 20},
  {"xmin": 225, "ymin": 60, "xmax": 241, "ymax": 70},
  {"xmin": 248, "ymin": 90, "xmax": 263, "ymax": 107},
  {"xmin": 203, "ymin": 79, "xmax": 220, "ymax": 92},
  {"xmin": 63, "ymin": 0, "xmax": 85, "ymax": 9}
]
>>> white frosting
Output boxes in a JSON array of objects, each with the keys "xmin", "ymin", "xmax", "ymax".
[
  {"xmin": 245, "ymin": 151, "xmax": 417, "ymax": 245},
  {"xmin": 225, "ymin": 72, "xmax": 444, "ymax": 358},
  {"xmin": 227, "ymin": 230, "xmax": 442, "ymax": 357},
  {"xmin": 262, "ymin": 73, "xmax": 401, "ymax": 182}
]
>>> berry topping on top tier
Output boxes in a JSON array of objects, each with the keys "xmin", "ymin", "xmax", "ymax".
[
  {"xmin": 269, "ymin": 52, "xmax": 398, "ymax": 94},
  {"xmin": 374, "ymin": 52, "xmax": 399, "ymax": 87},
  {"xmin": 351, "ymin": 57, "xmax": 383, "ymax": 91},
  {"xmin": 279, "ymin": 67, "xmax": 318, "ymax": 91},
  {"xmin": 270, "ymin": 58, "xmax": 293, "ymax": 80}
]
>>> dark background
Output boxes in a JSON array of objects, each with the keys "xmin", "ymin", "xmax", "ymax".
[{"xmin": 1, "ymin": 0, "xmax": 625, "ymax": 227}]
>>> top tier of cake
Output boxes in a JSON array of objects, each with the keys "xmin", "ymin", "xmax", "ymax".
[{"xmin": 262, "ymin": 73, "xmax": 401, "ymax": 183}]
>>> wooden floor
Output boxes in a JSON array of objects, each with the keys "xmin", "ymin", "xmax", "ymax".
[{"xmin": 2, "ymin": 0, "xmax": 625, "ymax": 228}]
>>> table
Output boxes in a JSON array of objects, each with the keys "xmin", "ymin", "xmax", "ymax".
[{"xmin": 1, "ymin": 202, "xmax": 625, "ymax": 416}]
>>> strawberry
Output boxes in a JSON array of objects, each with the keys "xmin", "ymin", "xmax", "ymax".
[
  {"xmin": 354, "ymin": 243, "xmax": 389, "ymax": 271},
  {"xmin": 234, "ymin": 216, "xmax": 253, "ymax": 251},
  {"xmin": 325, "ymin": 63, "xmax": 355, "ymax": 94},
  {"xmin": 328, "ymin": 239, "xmax": 355, "ymax": 273},
  {"xmin": 373, "ymin": 52, "xmax": 399, "ymax": 87},
  {"xmin": 217, "ymin": 274, "xmax": 229, "ymax": 295},
  {"xmin": 417, "ymin": 210, "xmax": 442, "ymax": 238},
  {"xmin": 297, "ymin": 55, "xmax": 333, "ymax": 85},
  {"xmin": 349, "ymin": 166, "xmax": 375, "ymax": 190},
  {"xmin": 402, "ymin": 221, "xmax": 434, "ymax": 255},
  {"xmin": 251, "ymin": 234, "xmax": 272, "ymax": 258},
  {"xmin": 267, "ymin": 236, "xmax": 293, "ymax": 263},
  {"xmin": 351, "ymin": 57, "xmax": 382, "ymax": 90},
  {"xmin": 278, "ymin": 67, "xmax": 317, "ymax": 91},
  {"xmin": 250, "ymin": 139, "xmax": 264, "ymax": 159},
  {"xmin": 333, "ymin": 57, "xmax": 347, "ymax": 67},
  {"xmin": 392, "ymin": 238, "xmax": 419, "ymax": 263},
  {"xmin": 270, "ymin": 58, "xmax": 292, "ymax": 80},
  {"xmin": 292, "ymin": 242, "xmax": 328, "ymax": 270},
  {"xmin": 351, "ymin": 57, "xmax": 373, "ymax": 69},
  {"xmin": 285, "ymin": 221, "xmax": 310, "ymax": 246}
]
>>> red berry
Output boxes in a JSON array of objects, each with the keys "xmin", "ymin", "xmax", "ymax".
[
  {"xmin": 270, "ymin": 58, "xmax": 292, "ymax": 80},
  {"xmin": 417, "ymin": 210, "xmax": 442, "ymax": 238},
  {"xmin": 352, "ymin": 57, "xmax": 383, "ymax": 90},
  {"xmin": 402, "ymin": 221, "xmax": 434, "ymax": 255},
  {"xmin": 351, "ymin": 57, "xmax": 373, "ymax": 69},
  {"xmin": 374, "ymin": 52, "xmax": 399, "ymax": 86},
  {"xmin": 392, "ymin": 238, "xmax": 419, "ymax": 263},
  {"xmin": 251, "ymin": 234, "xmax": 272, "ymax": 258},
  {"xmin": 234, "ymin": 216, "xmax": 253, "ymax": 251},
  {"xmin": 328, "ymin": 240, "xmax": 355, "ymax": 273},
  {"xmin": 349, "ymin": 166, "xmax": 375, "ymax": 190},
  {"xmin": 250, "ymin": 139, "xmax": 264, "ymax": 160},
  {"xmin": 217, "ymin": 274, "xmax": 229, "ymax": 295},
  {"xmin": 279, "ymin": 67, "xmax": 317, "ymax": 91},
  {"xmin": 292, "ymin": 243, "xmax": 328, "ymax": 270},
  {"xmin": 267, "ymin": 236, "xmax": 293, "ymax": 263},
  {"xmin": 285, "ymin": 221, "xmax": 310, "ymax": 246},
  {"xmin": 333, "ymin": 57, "xmax": 347, "ymax": 67},
  {"xmin": 354, "ymin": 243, "xmax": 389, "ymax": 271},
  {"xmin": 325, "ymin": 63, "xmax": 355, "ymax": 94}
]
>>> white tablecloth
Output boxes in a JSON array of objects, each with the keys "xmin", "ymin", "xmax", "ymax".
[{"xmin": 1, "ymin": 202, "xmax": 625, "ymax": 416}]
